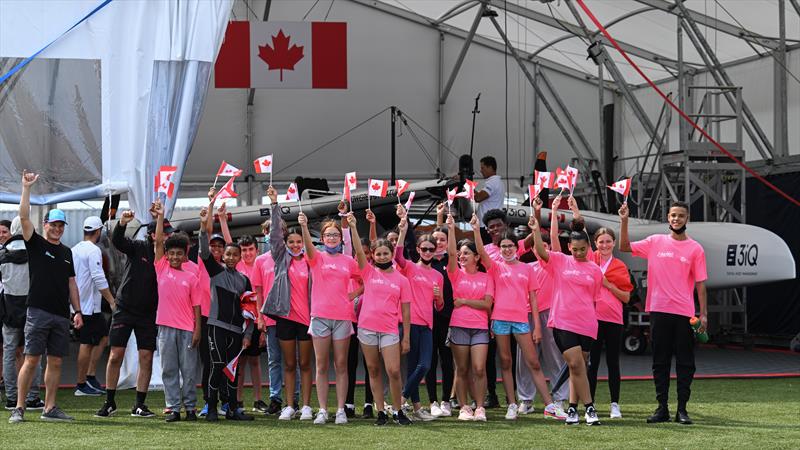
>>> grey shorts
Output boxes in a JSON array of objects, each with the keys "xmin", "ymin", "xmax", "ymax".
[
  {"xmin": 357, "ymin": 327, "xmax": 400, "ymax": 349},
  {"xmin": 24, "ymin": 307, "xmax": 71, "ymax": 357},
  {"xmin": 447, "ymin": 326, "xmax": 490, "ymax": 347},
  {"xmin": 309, "ymin": 317, "xmax": 353, "ymax": 340}
]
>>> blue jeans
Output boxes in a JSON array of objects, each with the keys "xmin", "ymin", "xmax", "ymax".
[
  {"xmin": 402, "ymin": 325, "xmax": 432, "ymax": 404},
  {"xmin": 266, "ymin": 326, "xmax": 300, "ymax": 403}
]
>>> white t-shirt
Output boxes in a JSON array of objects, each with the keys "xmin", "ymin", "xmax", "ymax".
[
  {"xmin": 477, "ymin": 174, "xmax": 505, "ymax": 225},
  {"xmin": 71, "ymin": 240, "xmax": 109, "ymax": 314}
]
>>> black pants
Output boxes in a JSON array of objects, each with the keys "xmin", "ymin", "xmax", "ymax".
[
  {"xmin": 588, "ymin": 320, "xmax": 623, "ymax": 403},
  {"xmin": 200, "ymin": 317, "xmax": 211, "ymax": 402},
  {"xmin": 425, "ymin": 315, "xmax": 454, "ymax": 403},
  {"xmin": 208, "ymin": 325, "xmax": 242, "ymax": 408},
  {"xmin": 650, "ymin": 312, "xmax": 696, "ymax": 410},
  {"xmin": 346, "ymin": 323, "xmax": 373, "ymax": 405}
]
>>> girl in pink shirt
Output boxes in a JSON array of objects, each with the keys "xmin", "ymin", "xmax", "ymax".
[
  {"xmin": 348, "ymin": 213, "xmax": 413, "ymax": 426},
  {"xmin": 299, "ymin": 211, "xmax": 360, "ymax": 425},
  {"xmin": 532, "ymin": 211, "xmax": 602, "ymax": 426},
  {"xmin": 445, "ymin": 214, "xmax": 493, "ymax": 422},
  {"xmin": 473, "ymin": 216, "xmax": 557, "ymax": 421}
]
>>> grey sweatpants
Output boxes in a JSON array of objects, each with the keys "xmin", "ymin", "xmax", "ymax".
[
  {"xmin": 516, "ymin": 310, "xmax": 569, "ymax": 403},
  {"xmin": 2, "ymin": 324, "xmax": 42, "ymax": 402},
  {"xmin": 157, "ymin": 325, "xmax": 198, "ymax": 411}
]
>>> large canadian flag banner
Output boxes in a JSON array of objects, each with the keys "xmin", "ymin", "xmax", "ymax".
[{"xmin": 215, "ymin": 21, "xmax": 347, "ymax": 89}]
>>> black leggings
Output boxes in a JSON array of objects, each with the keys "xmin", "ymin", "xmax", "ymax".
[
  {"xmin": 200, "ymin": 317, "xmax": 211, "ymax": 402},
  {"xmin": 208, "ymin": 325, "xmax": 242, "ymax": 408},
  {"xmin": 346, "ymin": 323, "xmax": 373, "ymax": 405},
  {"xmin": 425, "ymin": 316, "xmax": 454, "ymax": 403},
  {"xmin": 588, "ymin": 321, "xmax": 623, "ymax": 403}
]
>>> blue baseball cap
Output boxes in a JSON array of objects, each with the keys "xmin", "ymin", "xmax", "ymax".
[{"xmin": 45, "ymin": 209, "xmax": 68, "ymax": 224}]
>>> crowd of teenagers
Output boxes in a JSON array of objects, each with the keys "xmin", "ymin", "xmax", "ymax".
[{"xmin": 2, "ymin": 167, "xmax": 708, "ymax": 426}]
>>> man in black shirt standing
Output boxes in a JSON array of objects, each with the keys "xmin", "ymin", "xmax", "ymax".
[{"xmin": 9, "ymin": 171, "xmax": 83, "ymax": 423}]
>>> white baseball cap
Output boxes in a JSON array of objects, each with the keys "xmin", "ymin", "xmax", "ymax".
[{"xmin": 83, "ymin": 216, "xmax": 104, "ymax": 232}]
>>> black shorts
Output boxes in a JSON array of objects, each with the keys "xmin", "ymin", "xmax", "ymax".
[
  {"xmin": 109, "ymin": 313, "xmax": 157, "ymax": 351},
  {"xmin": 243, "ymin": 327, "xmax": 264, "ymax": 356},
  {"xmin": 24, "ymin": 307, "xmax": 71, "ymax": 357},
  {"xmin": 276, "ymin": 317, "xmax": 310, "ymax": 341},
  {"xmin": 77, "ymin": 313, "xmax": 108, "ymax": 345},
  {"xmin": 553, "ymin": 328, "xmax": 594, "ymax": 353}
]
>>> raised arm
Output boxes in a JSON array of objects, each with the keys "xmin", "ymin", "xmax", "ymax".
[
  {"xmin": 446, "ymin": 214, "xmax": 458, "ymax": 273},
  {"xmin": 266, "ymin": 186, "xmax": 287, "ymax": 262},
  {"xmin": 217, "ymin": 202, "xmax": 233, "ymax": 244},
  {"xmin": 18, "ymin": 171, "xmax": 38, "ymax": 240},
  {"xmin": 205, "ymin": 187, "xmax": 216, "ymax": 237},
  {"xmin": 471, "ymin": 213, "xmax": 492, "ymax": 270},
  {"xmin": 365, "ymin": 209, "xmax": 377, "ymax": 244},
  {"xmin": 339, "ymin": 201, "xmax": 353, "ymax": 257},
  {"xmin": 549, "ymin": 193, "xmax": 562, "ymax": 253},
  {"xmin": 394, "ymin": 205, "xmax": 409, "ymax": 269},
  {"xmin": 153, "ymin": 200, "xmax": 166, "ymax": 261},
  {"xmin": 531, "ymin": 217, "xmax": 549, "ymax": 262},
  {"xmin": 618, "ymin": 203, "xmax": 632, "ymax": 252},
  {"xmin": 436, "ymin": 202, "xmax": 445, "ymax": 227},
  {"xmin": 523, "ymin": 197, "xmax": 543, "ymax": 251},
  {"xmin": 348, "ymin": 214, "xmax": 368, "ymax": 270},
  {"xmin": 112, "ymin": 210, "xmax": 137, "ymax": 255},
  {"xmin": 298, "ymin": 212, "xmax": 316, "ymax": 262}
]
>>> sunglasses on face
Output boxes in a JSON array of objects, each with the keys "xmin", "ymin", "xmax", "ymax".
[{"xmin": 418, "ymin": 247, "xmax": 436, "ymax": 253}]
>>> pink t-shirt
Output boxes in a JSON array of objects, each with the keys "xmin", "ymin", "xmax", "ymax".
[
  {"xmin": 182, "ymin": 259, "xmax": 211, "ymax": 317},
  {"xmin": 543, "ymin": 251, "xmax": 602, "ymax": 339},
  {"xmin": 307, "ymin": 251, "xmax": 360, "ymax": 321},
  {"xmin": 488, "ymin": 261, "xmax": 539, "ymax": 323},
  {"xmin": 631, "ymin": 234, "xmax": 707, "ymax": 318},
  {"xmin": 250, "ymin": 254, "xmax": 276, "ymax": 326},
  {"xmin": 358, "ymin": 265, "xmax": 412, "ymax": 334},
  {"xmin": 530, "ymin": 260, "xmax": 554, "ymax": 312},
  {"xmin": 447, "ymin": 268, "xmax": 493, "ymax": 330},
  {"xmin": 485, "ymin": 241, "xmax": 527, "ymax": 264},
  {"xmin": 155, "ymin": 257, "xmax": 201, "ymax": 332},
  {"xmin": 399, "ymin": 262, "xmax": 444, "ymax": 329},
  {"xmin": 286, "ymin": 258, "xmax": 310, "ymax": 326}
]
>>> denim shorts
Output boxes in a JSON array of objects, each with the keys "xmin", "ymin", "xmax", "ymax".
[{"xmin": 491, "ymin": 320, "xmax": 531, "ymax": 335}]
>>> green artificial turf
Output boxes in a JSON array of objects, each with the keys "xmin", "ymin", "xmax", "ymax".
[{"xmin": 0, "ymin": 378, "xmax": 798, "ymax": 449}]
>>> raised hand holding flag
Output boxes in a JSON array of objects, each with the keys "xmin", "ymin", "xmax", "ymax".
[
  {"xmin": 286, "ymin": 182, "xmax": 302, "ymax": 213},
  {"xmin": 565, "ymin": 165, "xmax": 579, "ymax": 193},
  {"xmin": 446, "ymin": 186, "xmax": 457, "ymax": 215},
  {"xmin": 403, "ymin": 191, "xmax": 415, "ymax": 211},
  {"xmin": 367, "ymin": 179, "xmax": 388, "ymax": 210},
  {"xmin": 254, "ymin": 155, "xmax": 274, "ymax": 185},
  {"xmin": 154, "ymin": 166, "xmax": 178, "ymax": 199},
  {"xmin": 395, "ymin": 179, "xmax": 410, "ymax": 203},
  {"xmin": 534, "ymin": 170, "xmax": 553, "ymax": 190},
  {"xmin": 554, "ymin": 168, "xmax": 571, "ymax": 194},
  {"xmin": 343, "ymin": 171, "xmax": 357, "ymax": 209},
  {"xmin": 607, "ymin": 178, "xmax": 632, "ymax": 203},
  {"xmin": 213, "ymin": 177, "xmax": 238, "ymax": 202}
]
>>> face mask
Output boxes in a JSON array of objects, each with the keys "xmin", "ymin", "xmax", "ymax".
[
  {"xmin": 288, "ymin": 248, "xmax": 304, "ymax": 257},
  {"xmin": 434, "ymin": 250, "xmax": 447, "ymax": 257},
  {"xmin": 669, "ymin": 224, "xmax": 687, "ymax": 235},
  {"xmin": 502, "ymin": 254, "xmax": 517, "ymax": 262},
  {"xmin": 420, "ymin": 257, "xmax": 432, "ymax": 266},
  {"xmin": 374, "ymin": 261, "xmax": 393, "ymax": 270},
  {"xmin": 323, "ymin": 243, "xmax": 343, "ymax": 254}
]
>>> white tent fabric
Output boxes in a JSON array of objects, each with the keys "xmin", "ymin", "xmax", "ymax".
[{"xmin": 0, "ymin": 0, "xmax": 233, "ymax": 217}]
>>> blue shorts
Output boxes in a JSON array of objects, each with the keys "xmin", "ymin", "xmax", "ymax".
[{"xmin": 492, "ymin": 320, "xmax": 531, "ymax": 335}]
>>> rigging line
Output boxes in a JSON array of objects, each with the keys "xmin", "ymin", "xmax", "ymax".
[
  {"xmin": 324, "ymin": 0, "xmax": 335, "ymax": 21},
  {"xmin": 400, "ymin": 111, "xmax": 461, "ymax": 160},
  {"xmin": 547, "ymin": 3, "xmax": 589, "ymax": 46},
  {"xmin": 399, "ymin": 116, "xmax": 439, "ymax": 172},
  {"xmin": 275, "ymin": 107, "xmax": 391, "ymax": 175},
  {"xmin": 504, "ymin": 1, "xmax": 510, "ymax": 204},
  {"xmin": 504, "ymin": 13, "xmax": 593, "ymax": 77},
  {"xmin": 243, "ymin": 0, "xmax": 258, "ymax": 19},
  {"xmin": 301, "ymin": 0, "xmax": 322, "ymax": 21}
]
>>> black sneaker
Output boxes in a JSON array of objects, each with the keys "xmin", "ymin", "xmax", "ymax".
[
  {"xmin": 165, "ymin": 410, "xmax": 181, "ymax": 422},
  {"xmin": 5, "ymin": 398, "xmax": 17, "ymax": 411},
  {"xmin": 345, "ymin": 405, "xmax": 356, "ymax": 418},
  {"xmin": 449, "ymin": 398, "xmax": 460, "ymax": 410},
  {"xmin": 95, "ymin": 401, "xmax": 118, "ymax": 418},
  {"xmin": 484, "ymin": 393, "xmax": 500, "ymax": 409},
  {"xmin": 131, "ymin": 404, "xmax": 156, "ymax": 418},
  {"xmin": 226, "ymin": 408, "xmax": 255, "ymax": 421},
  {"xmin": 393, "ymin": 409, "xmax": 412, "ymax": 426},
  {"xmin": 253, "ymin": 400, "xmax": 269, "ymax": 413},
  {"xmin": 374, "ymin": 410, "xmax": 388, "ymax": 426},
  {"xmin": 362, "ymin": 404, "xmax": 375, "ymax": 419},
  {"xmin": 647, "ymin": 405, "xmax": 670, "ymax": 424},
  {"xmin": 185, "ymin": 410, "xmax": 197, "ymax": 421},
  {"xmin": 206, "ymin": 407, "xmax": 219, "ymax": 422},
  {"xmin": 675, "ymin": 410, "xmax": 693, "ymax": 425},
  {"xmin": 266, "ymin": 399, "xmax": 282, "ymax": 415},
  {"xmin": 25, "ymin": 398, "xmax": 45, "ymax": 410},
  {"xmin": 584, "ymin": 405, "xmax": 601, "ymax": 426},
  {"xmin": 86, "ymin": 378, "xmax": 106, "ymax": 394}
]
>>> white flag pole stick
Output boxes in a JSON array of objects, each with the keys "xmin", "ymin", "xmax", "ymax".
[
  {"xmin": 367, "ymin": 194, "xmax": 371, "ymax": 211},
  {"xmin": 213, "ymin": 174, "xmax": 219, "ymax": 189},
  {"xmin": 269, "ymin": 171, "xmax": 272, "ymax": 187},
  {"xmin": 298, "ymin": 197, "xmax": 303, "ymax": 214}
]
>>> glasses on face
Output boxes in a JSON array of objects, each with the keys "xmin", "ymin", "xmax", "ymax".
[
  {"xmin": 419, "ymin": 247, "xmax": 436, "ymax": 253},
  {"xmin": 500, "ymin": 244, "xmax": 516, "ymax": 249},
  {"xmin": 323, "ymin": 233, "xmax": 341, "ymax": 239}
]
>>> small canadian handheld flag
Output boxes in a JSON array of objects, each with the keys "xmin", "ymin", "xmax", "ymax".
[
  {"xmin": 154, "ymin": 166, "xmax": 178, "ymax": 199},
  {"xmin": 343, "ymin": 171, "xmax": 357, "ymax": 201},
  {"xmin": 285, "ymin": 182, "xmax": 300, "ymax": 201},
  {"xmin": 403, "ymin": 191, "xmax": 415, "ymax": 211},
  {"xmin": 534, "ymin": 170, "xmax": 553, "ymax": 190},
  {"xmin": 253, "ymin": 155, "xmax": 273, "ymax": 174},
  {"xmin": 457, "ymin": 179, "xmax": 477, "ymax": 200},
  {"xmin": 446, "ymin": 187, "xmax": 457, "ymax": 206},
  {"xmin": 529, "ymin": 184, "xmax": 541, "ymax": 200},
  {"xmin": 223, "ymin": 349, "xmax": 245, "ymax": 382},
  {"xmin": 395, "ymin": 179, "xmax": 410, "ymax": 197},
  {"xmin": 607, "ymin": 178, "xmax": 632, "ymax": 199},
  {"xmin": 214, "ymin": 177, "xmax": 238, "ymax": 201},
  {"xmin": 565, "ymin": 165, "xmax": 579, "ymax": 191},
  {"xmin": 554, "ymin": 168, "xmax": 571, "ymax": 191},
  {"xmin": 368, "ymin": 179, "xmax": 389, "ymax": 197},
  {"xmin": 217, "ymin": 161, "xmax": 243, "ymax": 177}
]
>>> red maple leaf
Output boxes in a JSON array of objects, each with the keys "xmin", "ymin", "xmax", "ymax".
[
  {"xmin": 262, "ymin": 159, "xmax": 271, "ymax": 167},
  {"xmin": 258, "ymin": 30, "xmax": 304, "ymax": 82},
  {"xmin": 539, "ymin": 176, "xmax": 547, "ymax": 185},
  {"xmin": 348, "ymin": 176, "xmax": 356, "ymax": 185},
  {"xmin": 371, "ymin": 183, "xmax": 381, "ymax": 190},
  {"xmin": 287, "ymin": 186, "xmax": 296, "ymax": 194}
]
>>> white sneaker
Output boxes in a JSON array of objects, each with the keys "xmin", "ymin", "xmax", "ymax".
[
  {"xmin": 278, "ymin": 406, "xmax": 296, "ymax": 421},
  {"xmin": 299, "ymin": 405, "xmax": 313, "ymax": 420},
  {"xmin": 429, "ymin": 402, "xmax": 443, "ymax": 417},
  {"xmin": 585, "ymin": 405, "xmax": 601, "ymax": 426},
  {"xmin": 544, "ymin": 402, "xmax": 567, "ymax": 420},
  {"xmin": 473, "ymin": 406, "xmax": 487, "ymax": 422},
  {"xmin": 335, "ymin": 408, "xmax": 348, "ymax": 424},
  {"xmin": 413, "ymin": 408, "xmax": 437, "ymax": 422},
  {"xmin": 505, "ymin": 403, "xmax": 519, "ymax": 420},
  {"xmin": 610, "ymin": 402, "xmax": 622, "ymax": 419},
  {"xmin": 457, "ymin": 406, "xmax": 474, "ymax": 421},
  {"xmin": 565, "ymin": 406, "xmax": 579, "ymax": 425},
  {"xmin": 518, "ymin": 401, "xmax": 534, "ymax": 415},
  {"xmin": 313, "ymin": 409, "xmax": 328, "ymax": 425},
  {"xmin": 440, "ymin": 401, "xmax": 452, "ymax": 417}
]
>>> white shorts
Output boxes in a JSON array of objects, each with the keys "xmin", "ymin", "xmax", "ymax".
[
  {"xmin": 309, "ymin": 317, "xmax": 353, "ymax": 340},
  {"xmin": 357, "ymin": 327, "xmax": 400, "ymax": 349}
]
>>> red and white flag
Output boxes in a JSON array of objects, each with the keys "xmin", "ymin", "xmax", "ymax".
[
  {"xmin": 554, "ymin": 168, "xmax": 571, "ymax": 190},
  {"xmin": 286, "ymin": 182, "xmax": 300, "ymax": 202},
  {"xmin": 215, "ymin": 21, "xmax": 347, "ymax": 89},
  {"xmin": 395, "ymin": 179, "xmax": 410, "ymax": 197},
  {"xmin": 253, "ymin": 155, "xmax": 273, "ymax": 174},
  {"xmin": 403, "ymin": 191, "xmax": 415, "ymax": 211},
  {"xmin": 608, "ymin": 178, "xmax": 632, "ymax": 197},
  {"xmin": 534, "ymin": 170, "xmax": 553, "ymax": 190},
  {"xmin": 154, "ymin": 166, "xmax": 178, "ymax": 199},
  {"xmin": 457, "ymin": 179, "xmax": 477, "ymax": 200},
  {"xmin": 446, "ymin": 187, "xmax": 458, "ymax": 206},
  {"xmin": 214, "ymin": 177, "xmax": 238, "ymax": 201},
  {"xmin": 565, "ymin": 165, "xmax": 579, "ymax": 191},
  {"xmin": 342, "ymin": 171, "xmax": 357, "ymax": 201},
  {"xmin": 217, "ymin": 161, "xmax": 243, "ymax": 177},
  {"xmin": 529, "ymin": 184, "xmax": 543, "ymax": 200},
  {"xmin": 223, "ymin": 349, "xmax": 245, "ymax": 382},
  {"xmin": 368, "ymin": 179, "xmax": 388, "ymax": 198}
]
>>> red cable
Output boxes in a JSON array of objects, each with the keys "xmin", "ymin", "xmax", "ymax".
[{"xmin": 575, "ymin": 0, "xmax": 800, "ymax": 208}]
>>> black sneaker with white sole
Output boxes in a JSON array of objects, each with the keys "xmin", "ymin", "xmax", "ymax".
[
  {"xmin": 95, "ymin": 401, "xmax": 118, "ymax": 418},
  {"xmin": 362, "ymin": 404, "xmax": 375, "ymax": 419},
  {"xmin": 565, "ymin": 406, "xmax": 579, "ymax": 425},
  {"xmin": 131, "ymin": 404, "xmax": 156, "ymax": 418},
  {"xmin": 26, "ymin": 398, "xmax": 45, "ymax": 410},
  {"xmin": 584, "ymin": 406, "xmax": 601, "ymax": 426},
  {"xmin": 374, "ymin": 410, "xmax": 388, "ymax": 426},
  {"xmin": 5, "ymin": 398, "xmax": 17, "ymax": 411},
  {"xmin": 393, "ymin": 410, "xmax": 412, "ymax": 426}
]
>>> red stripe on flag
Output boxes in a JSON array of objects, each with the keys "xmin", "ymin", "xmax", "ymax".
[
  {"xmin": 215, "ymin": 21, "xmax": 250, "ymax": 88},
  {"xmin": 311, "ymin": 22, "xmax": 347, "ymax": 89}
]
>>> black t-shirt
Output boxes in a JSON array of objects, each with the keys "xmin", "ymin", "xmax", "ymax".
[{"xmin": 25, "ymin": 232, "xmax": 75, "ymax": 318}]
